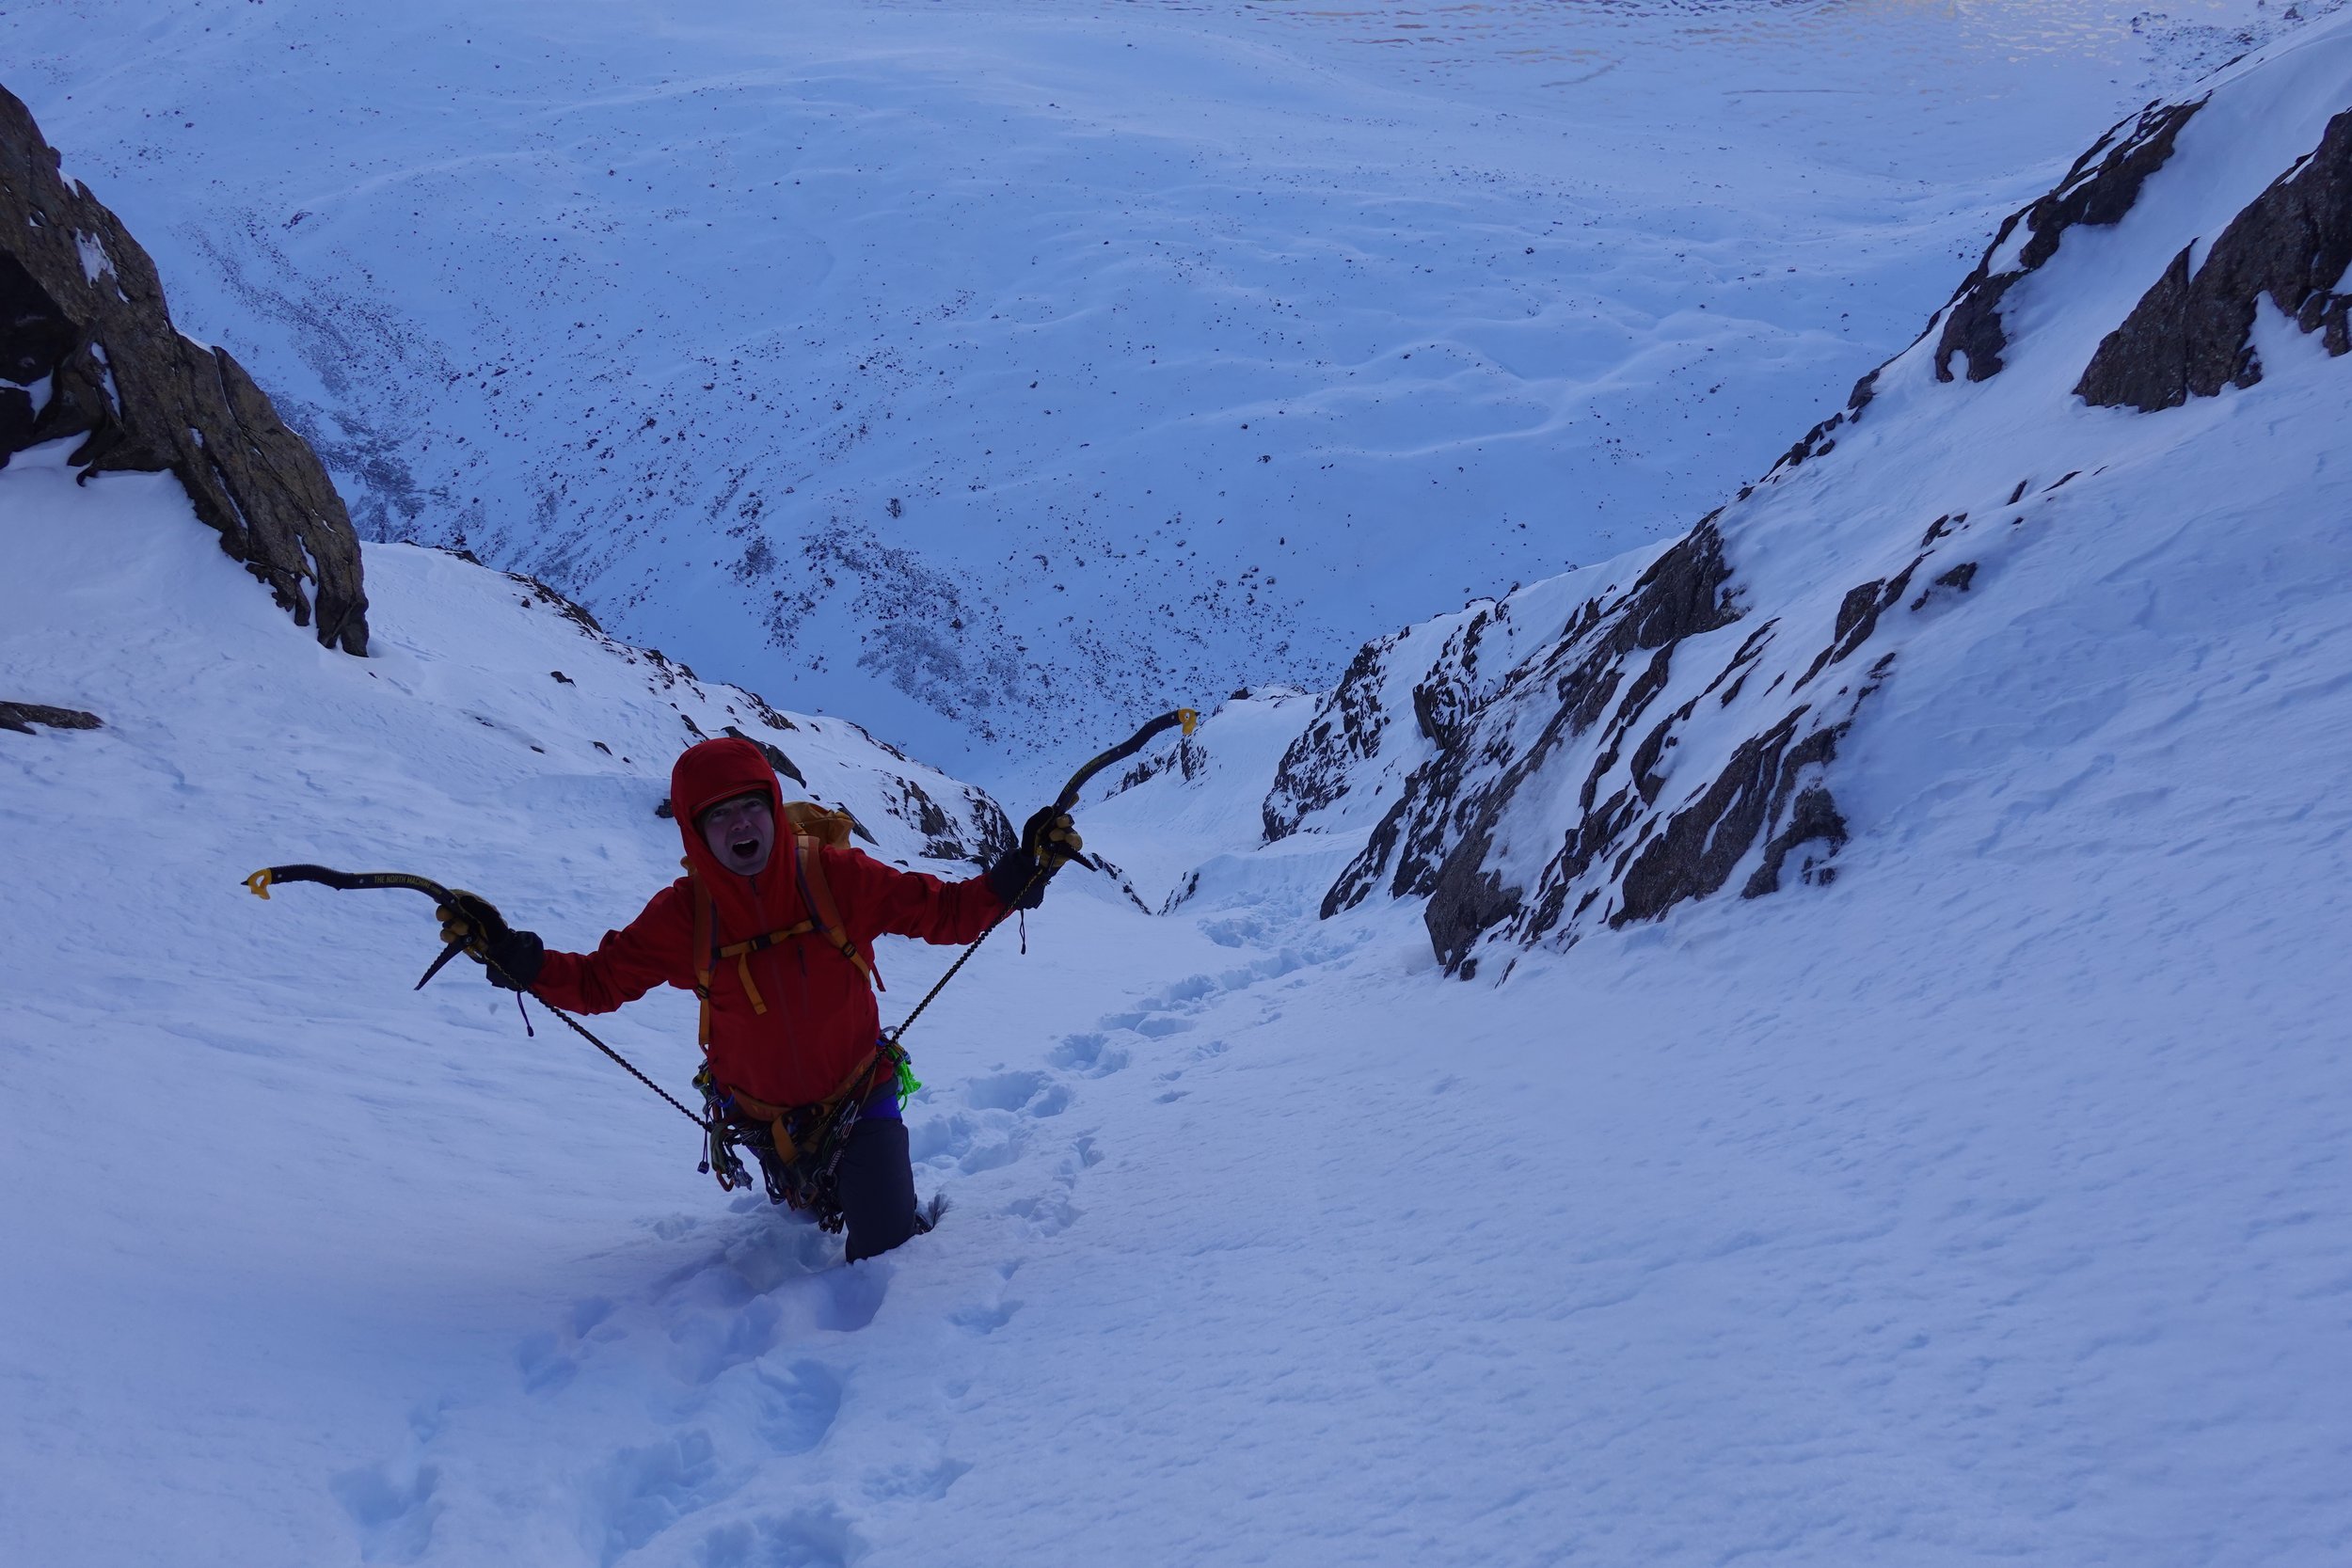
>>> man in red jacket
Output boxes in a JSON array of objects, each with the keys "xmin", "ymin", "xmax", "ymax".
[{"xmin": 439, "ymin": 736, "xmax": 1079, "ymax": 1261}]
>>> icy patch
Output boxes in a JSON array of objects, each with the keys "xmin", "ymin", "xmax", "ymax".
[{"xmin": 73, "ymin": 229, "xmax": 112, "ymax": 285}]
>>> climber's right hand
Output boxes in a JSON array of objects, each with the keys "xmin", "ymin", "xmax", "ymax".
[
  {"xmin": 437, "ymin": 892, "xmax": 546, "ymax": 990},
  {"xmin": 1021, "ymin": 806, "xmax": 1086, "ymax": 871}
]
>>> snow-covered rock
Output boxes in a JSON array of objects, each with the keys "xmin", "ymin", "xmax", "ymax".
[
  {"xmin": 2077, "ymin": 104, "xmax": 2352, "ymax": 407},
  {"xmin": 1263, "ymin": 19, "xmax": 2352, "ymax": 974},
  {"xmin": 0, "ymin": 86, "xmax": 369, "ymax": 653}
]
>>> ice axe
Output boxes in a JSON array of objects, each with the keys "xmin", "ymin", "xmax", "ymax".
[
  {"xmin": 236, "ymin": 705, "xmax": 1200, "ymax": 1115},
  {"xmin": 242, "ymin": 863, "xmax": 481, "ymax": 990},
  {"xmin": 874, "ymin": 705, "xmax": 1199, "ymax": 1042},
  {"xmin": 1047, "ymin": 705, "xmax": 1198, "ymax": 830},
  {"xmin": 242, "ymin": 863, "xmax": 710, "ymax": 1127}
]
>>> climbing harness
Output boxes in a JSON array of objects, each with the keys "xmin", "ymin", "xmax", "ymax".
[
  {"xmin": 241, "ymin": 708, "xmax": 1199, "ymax": 1216},
  {"xmin": 693, "ymin": 1039, "xmax": 908, "ymax": 1225}
]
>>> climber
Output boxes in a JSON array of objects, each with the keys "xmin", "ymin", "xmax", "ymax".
[{"xmin": 435, "ymin": 735, "xmax": 1082, "ymax": 1262}]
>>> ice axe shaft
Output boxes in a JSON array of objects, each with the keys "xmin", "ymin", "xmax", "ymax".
[
  {"xmin": 241, "ymin": 861, "xmax": 709, "ymax": 1128},
  {"xmin": 242, "ymin": 865, "xmax": 476, "ymax": 990},
  {"xmin": 1053, "ymin": 707, "xmax": 1197, "ymax": 811},
  {"xmin": 881, "ymin": 705, "xmax": 1199, "ymax": 1046}
]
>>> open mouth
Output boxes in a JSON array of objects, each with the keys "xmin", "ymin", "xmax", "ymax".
[{"xmin": 731, "ymin": 839, "xmax": 759, "ymax": 859}]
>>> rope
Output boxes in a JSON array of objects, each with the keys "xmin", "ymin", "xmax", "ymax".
[
  {"xmin": 882, "ymin": 862, "xmax": 1045, "ymax": 1051},
  {"xmin": 243, "ymin": 707, "xmax": 1192, "ymax": 1138},
  {"xmin": 877, "ymin": 706, "xmax": 1192, "ymax": 1049},
  {"xmin": 521, "ymin": 980, "xmax": 709, "ymax": 1129}
]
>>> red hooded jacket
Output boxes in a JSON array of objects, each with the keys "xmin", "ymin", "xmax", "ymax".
[{"xmin": 532, "ymin": 736, "xmax": 1007, "ymax": 1108}]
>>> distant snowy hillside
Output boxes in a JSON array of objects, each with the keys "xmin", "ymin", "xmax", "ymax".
[
  {"xmin": 5, "ymin": 0, "xmax": 2331, "ymax": 773},
  {"xmin": 1107, "ymin": 17, "xmax": 2352, "ymax": 974}
]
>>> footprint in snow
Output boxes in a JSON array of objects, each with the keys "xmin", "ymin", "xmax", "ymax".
[
  {"xmin": 722, "ymin": 1217, "xmax": 843, "ymax": 1293},
  {"xmin": 329, "ymin": 1460, "xmax": 442, "ymax": 1565},
  {"xmin": 862, "ymin": 1455, "xmax": 973, "ymax": 1502},
  {"xmin": 669, "ymin": 1292, "xmax": 785, "ymax": 1386},
  {"xmin": 516, "ymin": 1328, "xmax": 579, "ymax": 1395},
  {"xmin": 1047, "ymin": 1031, "xmax": 1130, "ymax": 1076},
  {"xmin": 752, "ymin": 1358, "xmax": 844, "ymax": 1455},
  {"xmin": 909, "ymin": 1108, "xmax": 1031, "ymax": 1174},
  {"xmin": 912, "ymin": 947, "xmax": 1333, "ymax": 1255},
  {"xmin": 589, "ymin": 1429, "xmax": 730, "ymax": 1567},
  {"xmin": 814, "ymin": 1259, "xmax": 890, "ymax": 1332},
  {"xmin": 964, "ymin": 1068, "xmax": 1053, "ymax": 1110},
  {"xmin": 947, "ymin": 1298, "xmax": 1025, "ymax": 1337},
  {"xmin": 699, "ymin": 1505, "xmax": 863, "ymax": 1568}
]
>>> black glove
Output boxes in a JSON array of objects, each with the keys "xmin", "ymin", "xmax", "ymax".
[
  {"xmin": 437, "ymin": 891, "xmax": 546, "ymax": 990},
  {"xmin": 984, "ymin": 806, "xmax": 1085, "ymax": 911},
  {"xmin": 1025, "ymin": 805, "xmax": 1085, "ymax": 868}
]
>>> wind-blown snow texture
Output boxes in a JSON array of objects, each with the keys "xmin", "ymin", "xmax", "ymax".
[
  {"xmin": 6, "ymin": 7, "xmax": 2352, "ymax": 1568},
  {"xmin": 6, "ymin": 0, "xmax": 2337, "ymax": 775}
]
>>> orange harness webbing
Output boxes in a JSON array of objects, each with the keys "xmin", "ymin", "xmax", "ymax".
[
  {"xmin": 689, "ymin": 832, "xmax": 880, "ymax": 1053},
  {"xmin": 720, "ymin": 1046, "xmax": 893, "ymax": 1164}
]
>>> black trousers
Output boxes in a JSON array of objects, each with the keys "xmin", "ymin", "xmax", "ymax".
[{"xmin": 836, "ymin": 1116, "xmax": 918, "ymax": 1263}]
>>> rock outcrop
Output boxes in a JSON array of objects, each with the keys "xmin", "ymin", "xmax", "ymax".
[
  {"xmin": 0, "ymin": 701, "xmax": 103, "ymax": 735},
  {"xmin": 1, "ymin": 86, "xmax": 368, "ymax": 653},
  {"xmin": 1932, "ymin": 100, "xmax": 2205, "ymax": 385},
  {"xmin": 2077, "ymin": 108, "xmax": 2352, "ymax": 409},
  {"xmin": 1307, "ymin": 515, "xmax": 1890, "ymax": 974},
  {"xmin": 1263, "ymin": 641, "xmax": 1403, "ymax": 844}
]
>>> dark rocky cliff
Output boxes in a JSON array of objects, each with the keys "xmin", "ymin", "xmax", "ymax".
[
  {"xmin": 2077, "ymin": 108, "xmax": 2352, "ymax": 408},
  {"xmin": 1, "ymin": 86, "xmax": 368, "ymax": 653}
]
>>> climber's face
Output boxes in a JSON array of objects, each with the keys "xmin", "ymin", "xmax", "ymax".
[{"xmin": 700, "ymin": 792, "xmax": 776, "ymax": 878}]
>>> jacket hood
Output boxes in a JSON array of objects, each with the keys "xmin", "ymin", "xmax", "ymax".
[{"xmin": 671, "ymin": 738, "xmax": 786, "ymax": 930}]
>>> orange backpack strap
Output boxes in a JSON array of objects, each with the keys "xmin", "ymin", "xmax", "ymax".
[
  {"xmin": 686, "ymin": 842, "xmax": 880, "ymax": 1040},
  {"xmin": 690, "ymin": 872, "xmax": 716, "ymax": 1050},
  {"xmin": 714, "ymin": 916, "xmax": 821, "ymax": 1013},
  {"xmin": 789, "ymin": 833, "xmax": 882, "ymax": 991}
]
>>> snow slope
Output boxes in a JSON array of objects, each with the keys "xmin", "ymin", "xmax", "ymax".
[
  {"xmin": 7, "ymin": 0, "xmax": 2333, "ymax": 773},
  {"xmin": 7, "ymin": 402, "xmax": 2350, "ymax": 1563},
  {"xmin": 1073, "ymin": 684, "xmax": 1317, "ymax": 911},
  {"xmin": 6, "ymin": 9, "xmax": 2352, "ymax": 1568},
  {"xmin": 0, "ymin": 436, "xmax": 1146, "ymax": 1563}
]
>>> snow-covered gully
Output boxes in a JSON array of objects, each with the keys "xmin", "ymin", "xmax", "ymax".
[{"xmin": 6, "ymin": 6, "xmax": 2352, "ymax": 1567}]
